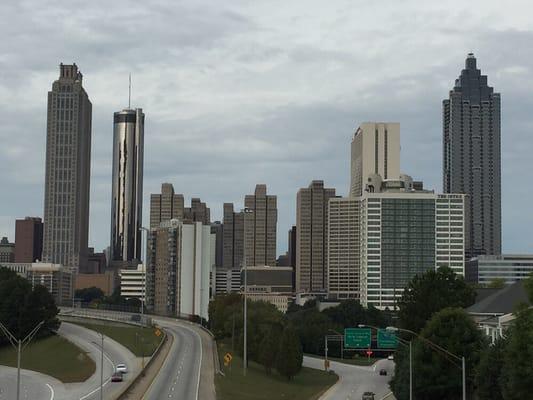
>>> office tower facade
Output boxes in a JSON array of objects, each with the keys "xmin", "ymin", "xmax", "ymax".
[
  {"xmin": 43, "ymin": 63, "xmax": 92, "ymax": 270},
  {"xmin": 0, "ymin": 237, "xmax": 15, "ymax": 263},
  {"xmin": 184, "ymin": 198, "xmax": 210, "ymax": 225},
  {"xmin": 350, "ymin": 122, "xmax": 400, "ymax": 197},
  {"xmin": 466, "ymin": 254, "xmax": 533, "ymax": 286},
  {"xmin": 211, "ymin": 221, "xmax": 223, "ymax": 268},
  {"xmin": 296, "ymin": 180, "xmax": 336, "ymax": 293},
  {"xmin": 14, "ymin": 217, "xmax": 43, "ymax": 263},
  {"xmin": 149, "ymin": 183, "xmax": 184, "ymax": 229},
  {"xmin": 359, "ymin": 184, "xmax": 466, "ymax": 310},
  {"xmin": 443, "ymin": 53, "xmax": 501, "ymax": 258},
  {"xmin": 288, "ymin": 226, "xmax": 297, "ymax": 291},
  {"xmin": 244, "ymin": 184, "xmax": 277, "ymax": 267},
  {"xmin": 110, "ymin": 108, "xmax": 145, "ymax": 265},
  {"xmin": 222, "ymin": 203, "xmax": 244, "ymax": 269},
  {"xmin": 146, "ymin": 219, "xmax": 214, "ymax": 320},
  {"xmin": 327, "ymin": 197, "xmax": 360, "ymax": 299}
]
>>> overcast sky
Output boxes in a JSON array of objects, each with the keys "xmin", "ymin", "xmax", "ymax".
[{"xmin": 1, "ymin": 0, "xmax": 532, "ymax": 255}]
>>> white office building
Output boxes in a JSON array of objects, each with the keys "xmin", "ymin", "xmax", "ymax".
[
  {"xmin": 466, "ymin": 255, "xmax": 533, "ymax": 285},
  {"xmin": 120, "ymin": 264, "xmax": 146, "ymax": 301}
]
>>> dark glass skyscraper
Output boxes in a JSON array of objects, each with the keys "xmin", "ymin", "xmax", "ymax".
[
  {"xmin": 43, "ymin": 64, "xmax": 92, "ymax": 270},
  {"xmin": 110, "ymin": 108, "xmax": 145, "ymax": 266},
  {"xmin": 443, "ymin": 53, "xmax": 501, "ymax": 258}
]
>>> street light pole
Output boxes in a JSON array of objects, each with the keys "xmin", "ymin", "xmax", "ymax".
[
  {"xmin": 409, "ymin": 340, "xmax": 413, "ymax": 400},
  {"xmin": 242, "ymin": 207, "xmax": 254, "ymax": 377},
  {"xmin": 100, "ymin": 333, "xmax": 104, "ymax": 400},
  {"xmin": 0, "ymin": 320, "xmax": 44, "ymax": 400}
]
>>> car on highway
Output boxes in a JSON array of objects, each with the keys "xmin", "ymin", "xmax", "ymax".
[
  {"xmin": 111, "ymin": 372, "xmax": 123, "ymax": 382},
  {"xmin": 387, "ymin": 354, "xmax": 394, "ymax": 360},
  {"xmin": 362, "ymin": 392, "xmax": 375, "ymax": 400},
  {"xmin": 379, "ymin": 368, "xmax": 387, "ymax": 376},
  {"xmin": 116, "ymin": 363, "xmax": 128, "ymax": 373}
]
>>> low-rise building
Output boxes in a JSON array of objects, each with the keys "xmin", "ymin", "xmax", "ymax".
[
  {"xmin": 120, "ymin": 264, "xmax": 146, "ymax": 301},
  {"xmin": 214, "ymin": 268, "xmax": 241, "ymax": 295},
  {"xmin": 27, "ymin": 263, "xmax": 73, "ymax": 306},
  {"xmin": 0, "ymin": 237, "xmax": 15, "ymax": 263},
  {"xmin": 466, "ymin": 254, "xmax": 533, "ymax": 286},
  {"xmin": 240, "ymin": 265, "xmax": 293, "ymax": 312}
]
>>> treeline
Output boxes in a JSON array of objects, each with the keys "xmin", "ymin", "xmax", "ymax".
[
  {"xmin": 209, "ymin": 294, "xmax": 303, "ymax": 379},
  {"xmin": 0, "ymin": 267, "xmax": 60, "ymax": 344},
  {"xmin": 390, "ymin": 267, "xmax": 533, "ymax": 400},
  {"xmin": 75, "ymin": 286, "xmax": 141, "ymax": 309}
]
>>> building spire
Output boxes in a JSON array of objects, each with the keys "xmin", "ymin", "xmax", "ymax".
[{"xmin": 128, "ymin": 73, "xmax": 131, "ymax": 109}]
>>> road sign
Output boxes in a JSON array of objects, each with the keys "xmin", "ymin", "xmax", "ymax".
[
  {"xmin": 155, "ymin": 329, "xmax": 162, "ymax": 337},
  {"xmin": 344, "ymin": 328, "xmax": 371, "ymax": 348},
  {"xmin": 224, "ymin": 352, "xmax": 233, "ymax": 365},
  {"xmin": 377, "ymin": 329, "xmax": 398, "ymax": 349},
  {"xmin": 366, "ymin": 350, "xmax": 373, "ymax": 356}
]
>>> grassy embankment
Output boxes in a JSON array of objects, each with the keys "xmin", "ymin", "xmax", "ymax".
[
  {"xmin": 72, "ymin": 321, "xmax": 163, "ymax": 357},
  {"xmin": 0, "ymin": 334, "xmax": 95, "ymax": 382},
  {"xmin": 215, "ymin": 340, "xmax": 338, "ymax": 400}
]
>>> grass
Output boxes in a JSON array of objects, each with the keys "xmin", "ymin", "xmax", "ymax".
[
  {"xmin": 305, "ymin": 352, "xmax": 381, "ymax": 366},
  {"xmin": 215, "ymin": 341, "xmax": 338, "ymax": 400},
  {"xmin": 72, "ymin": 321, "xmax": 163, "ymax": 357},
  {"xmin": 0, "ymin": 334, "xmax": 96, "ymax": 383}
]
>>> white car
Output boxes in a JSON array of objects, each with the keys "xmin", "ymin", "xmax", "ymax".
[
  {"xmin": 387, "ymin": 355, "xmax": 394, "ymax": 360},
  {"xmin": 116, "ymin": 364, "xmax": 128, "ymax": 373}
]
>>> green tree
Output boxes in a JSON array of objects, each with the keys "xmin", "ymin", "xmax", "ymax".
[
  {"xmin": 488, "ymin": 278, "xmax": 506, "ymax": 289},
  {"xmin": 276, "ymin": 324, "xmax": 303, "ymax": 380},
  {"xmin": 289, "ymin": 307, "xmax": 338, "ymax": 355},
  {"xmin": 75, "ymin": 286, "xmax": 104, "ymax": 303},
  {"xmin": 476, "ymin": 338, "xmax": 505, "ymax": 400},
  {"xmin": 397, "ymin": 266, "xmax": 476, "ymax": 333},
  {"xmin": 258, "ymin": 327, "xmax": 279, "ymax": 374},
  {"xmin": 391, "ymin": 308, "xmax": 484, "ymax": 400},
  {"xmin": 501, "ymin": 307, "xmax": 533, "ymax": 399}
]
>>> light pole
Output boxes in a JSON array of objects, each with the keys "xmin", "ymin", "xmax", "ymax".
[
  {"xmin": 140, "ymin": 226, "xmax": 150, "ymax": 318},
  {"xmin": 93, "ymin": 333, "xmax": 105, "ymax": 400},
  {"xmin": 387, "ymin": 326, "xmax": 466, "ymax": 400},
  {"xmin": 0, "ymin": 321, "xmax": 44, "ymax": 400},
  {"xmin": 242, "ymin": 207, "xmax": 254, "ymax": 377}
]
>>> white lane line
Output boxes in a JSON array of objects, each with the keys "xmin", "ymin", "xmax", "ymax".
[
  {"xmin": 46, "ymin": 383, "xmax": 54, "ymax": 400},
  {"xmin": 177, "ymin": 324, "xmax": 203, "ymax": 400},
  {"xmin": 79, "ymin": 347, "xmax": 115, "ymax": 400}
]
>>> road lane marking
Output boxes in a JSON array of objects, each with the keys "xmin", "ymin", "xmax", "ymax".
[{"xmin": 46, "ymin": 384, "xmax": 54, "ymax": 400}]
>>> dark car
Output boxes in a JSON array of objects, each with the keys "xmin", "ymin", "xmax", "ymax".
[
  {"xmin": 111, "ymin": 372, "xmax": 123, "ymax": 382},
  {"xmin": 379, "ymin": 368, "xmax": 387, "ymax": 376},
  {"xmin": 362, "ymin": 392, "xmax": 375, "ymax": 400}
]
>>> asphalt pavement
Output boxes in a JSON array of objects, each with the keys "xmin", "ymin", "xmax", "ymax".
[
  {"xmin": 303, "ymin": 356, "xmax": 395, "ymax": 400},
  {"xmin": 143, "ymin": 319, "xmax": 203, "ymax": 400}
]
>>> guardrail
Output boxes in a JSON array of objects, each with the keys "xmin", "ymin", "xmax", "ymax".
[{"xmin": 59, "ymin": 307, "xmax": 152, "ymax": 327}]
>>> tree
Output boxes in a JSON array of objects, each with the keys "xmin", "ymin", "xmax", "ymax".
[
  {"xmin": 276, "ymin": 324, "xmax": 303, "ymax": 380},
  {"xmin": 488, "ymin": 278, "xmax": 506, "ymax": 289},
  {"xmin": 397, "ymin": 266, "xmax": 476, "ymax": 333},
  {"xmin": 391, "ymin": 308, "xmax": 485, "ymax": 400},
  {"xmin": 258, "ymin": 327, "xmax": 279, "ymax": 374},
  {"xmin": 476, "ymin": 338, "xmax": 505, "ymax": 400},
  {"xmin": 500, "ymin": 307, "xmax": 533, "ymax": 399},
  {"xmin": 289, "ymin": 307, "xmax": 338, "ymax": 355},
  {"xmin": 75, "ymin": 286, "xmax": 104, "ymax": 303}
]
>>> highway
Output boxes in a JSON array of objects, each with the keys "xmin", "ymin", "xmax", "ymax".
[
  {"xmin": 0, "ymin": 322, "xmax": 141, "ymax": 400},
  {"xmin": 143, "ymin": 318, "xmax": 211, "ymax": 400},
  {"xmin": 303, "ymin": 356, "xmax": 395, "ymax": 400}
]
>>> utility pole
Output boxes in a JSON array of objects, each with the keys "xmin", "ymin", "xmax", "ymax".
[
  {"xmin": 0, "ymin": 321, "xmax": 44, "ymax": 400},
  {"xmin": 100, "ymin": 333, "xmax": 104, "ymax": 400},
  {"xmin": 409, "ymin": 341, "xmax": 413, "ymax": 400}
]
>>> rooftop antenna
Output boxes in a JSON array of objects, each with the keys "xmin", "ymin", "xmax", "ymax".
[{"xmin": 128, "ymin": 73, "xmax": 131, "ymax": 109}]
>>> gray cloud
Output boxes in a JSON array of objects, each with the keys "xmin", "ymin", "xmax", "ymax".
[{"xmin": 1, "ymin": 0, "xmax": 532, "ymax": 254}]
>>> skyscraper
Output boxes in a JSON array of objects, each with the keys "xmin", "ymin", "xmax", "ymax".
[
  {"xmin": 110, "ymin": 108, "xmax": 145, "ymax": 266},
  {"xmin": 43, "ymin": 63, "xmax": 92, "ymax": 270},
  {"xmin": 150, "ymin": 183, "xmax": 184, "ymax": 229},
  {"xmin": 184, "ymin": 198, "xmax": 210, "ymax": 225},
  {"xmin": 349, "ymin": 122, "xmax": 400, "ymax": 197},
  {"xmin": 295, "ymin": 180, "xmax": 336, "ymax": 293},
  {"xmin": 443, "ymin": 53, "xmax": 501, "ymax": 258},
  {"xmin": 222, "ymin": 203, "xmax": 244, "ymax": 270},
  {"xmin": 15, "ymin": 217, "xmax": 43, "ymax": 263},
  {"xmin": 244, "ymin": 184, "xmax": 277, "ymax": 267}
]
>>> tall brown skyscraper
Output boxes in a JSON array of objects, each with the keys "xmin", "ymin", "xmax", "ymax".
[
  {"xmin": 150, "ymin": 183, "xmax": 184, "ymax": 229},
  {"xmin": 244, "ymin": 184, "xmax": 277, "ymax": 267},
  {"xmin": 296, "ymin": 180, "xmax": 336, "ymax": 293},
  {"xmin": 42, "ymin": 63, "xmax": 92, "ymax": 270},
  {"xmin": 184, "ymin": 198, "xmax": 210, "ymax": 225},
  {"xmin": 15, "ymin": 217, "xmax": 43, "ymax": 263},
  {"xmin": 222, "ymin": 203, "xmax": 244, "ymax": 269}
]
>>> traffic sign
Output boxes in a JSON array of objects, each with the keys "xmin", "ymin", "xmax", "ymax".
[
  {"xmin": 224, "ymin": 352, "xmax": 233, "ymax": 365},
  {"xmin": 344, "ymin": 328, "xmax": 371, "ymax": 348},
  {"xmin": 377, "ymin": 329, "xmax": 398, "ymax": 348},
  {"xmin": 155, "ymin": 329, "xmax": 162, "ymax": 337},
  {"xmin": 366, "ymin": 350, "xmax": 373, "ymax": 356}
]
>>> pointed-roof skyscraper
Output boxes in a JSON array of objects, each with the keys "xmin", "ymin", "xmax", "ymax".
[{"xmin": 443, "ymin": 53, "xmax": 501, "ymax": 259}]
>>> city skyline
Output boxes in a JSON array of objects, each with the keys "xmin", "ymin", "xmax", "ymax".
[{"xmin": 1, "ymin": 1, "xmax": 533, "ymax": 256}]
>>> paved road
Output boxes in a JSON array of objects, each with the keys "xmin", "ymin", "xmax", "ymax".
[
  {"xmin": 143, "ymin": 319, "xmax": 202, "ymax": 400},
  {"xmin": 304, "ymin": 356, "xmax": 395, "ymax": 400},
  {"xmin": 0, "ymin": 322, "xmax": 141, "ymax": 400}
]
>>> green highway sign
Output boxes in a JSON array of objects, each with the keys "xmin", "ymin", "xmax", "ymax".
[
  {"xmin": 344, "ymin": 328, "xmax": 371, "ymax": 348},
  {"xmin": 377, "ymin": 329, "xmax": 398, "ymax": 348}
]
